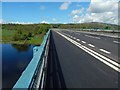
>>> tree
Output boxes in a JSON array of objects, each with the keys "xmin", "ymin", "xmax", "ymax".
[
  {"xmin": 105, "ymin": 26, "xmax": 109, "ymax": 30},
  {"xmin": 12, "ymin": 33, "xmax": 21, "ymax": 41},
  {"xmin": 28, "ymin": 32, "xmax": 32, "ymax": 37}
]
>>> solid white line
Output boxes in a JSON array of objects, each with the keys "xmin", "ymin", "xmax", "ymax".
[
  {"xmin": 77, "ymin": 39, "xmax": 80, "ymax": 41},
  {"xmin": 88, "ymin": 44, "xmax": 95, "ymax": 47},
  {"xmin": 82, "ymin": 41, "xmax": 86, "ymax": 43},
  {"xmin": 56, "ymin": 31, "xmax": 120, "ymax": 72},
  {"xmin": 113, "ymin": 41, "xmax": 120, "ymax": 44},
  {"xmin": 99, "ymin": 49, "xmax": 111, "ymax": 54},
  {"xmin": 57, "ymin": 32, "xmax": 119, "ymax": 68}
]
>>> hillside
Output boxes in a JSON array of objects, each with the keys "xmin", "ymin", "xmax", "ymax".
[{"xmin": 52, "ymin": 22, "xmax": 119, "ymax": 30}]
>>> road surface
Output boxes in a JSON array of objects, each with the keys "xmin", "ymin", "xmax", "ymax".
[{"xmin": 45, "ymin": 30, "xmax": 119, "ymax": 89}]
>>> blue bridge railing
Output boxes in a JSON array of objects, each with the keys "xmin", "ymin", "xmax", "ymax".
[{"xmin": 12, "ymin": 30, "xmax": 50, "ymax": 89}]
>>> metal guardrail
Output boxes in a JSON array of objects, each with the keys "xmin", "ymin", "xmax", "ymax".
[
  {"xmin": 70, "ymin": 29, "xmax": 120, "ymax": 32},
  {"xmin": 54, "ymin": 28, "xmax": 120, "ymax": 33},
  {"xmin": 12, "ymin": 30, "xmax": 50, "ymax": 89}
]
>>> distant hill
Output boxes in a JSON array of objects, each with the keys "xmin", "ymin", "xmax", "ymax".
[
  {"xmin": 52, "ymin": 22, "xmax": 119, "ymax": 30},
  {"xmin": 1, "ymin": 22, "xmax": 119, "ymax": 30}
]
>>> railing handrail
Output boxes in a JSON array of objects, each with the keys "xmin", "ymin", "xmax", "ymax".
[{"xmin": 12, "ymin": 30, "xmax": 50, "ymax": 89}]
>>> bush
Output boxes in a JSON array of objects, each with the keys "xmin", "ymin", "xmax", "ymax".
[
  {"xmin": 28, "ymin": 32, "xmax": 32, "ymax": 37},
  {"xmin": 12, "ymin": 33, "xmax": 21, "ymax": 41},
  {"xmin": 21, "ymin": 34, "xmax": 27, "ymax": 40},
  {"xmin": 38, "ymin": 30, "xmax": 42, "ymax": 34},
  {"xmin": 17, "ymin": 30, "xmax": 22, "ymax": 34},
  {"xmin": 12, "ymin": 32, "xmax": 28, "ymax": 41}
]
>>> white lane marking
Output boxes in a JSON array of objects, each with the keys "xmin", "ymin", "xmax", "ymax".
[
  {"xmin": 99, "ymin": 49, "xmax": 111, "ymax": 54},
  {"xmin": 76, "ymin": 33, "xmax": 80, "ymax": 35},
  {"xmin": 85, "ymin": 35, "xmax": 101, "ymax": 39},
  {"xmin": 76, "ymin": 31, "xmax": 120, "ymax": 39},
  {"xmin": 82, "ymin": 41, "xmax": 86, "ymax": 43},
  {"xmin": 77, "ymin": 39, "xmax": 80, "ymax": 41},
  {"xmin": 88, "ymin": 44, "xmax": 95, "ymax": 47},
  {"xmin": 113, "ymin": 41, "xmax": 120, "ymax": 44},
  {"xmin": 73, "ymin": 37, "xmax": 76, "ymax": 39},
  {"xmin": 56, "ymin": 31, "xmax": 120, "ymax": 72},
  {"xmin": 70, "ymin": 36, "xmax": 73, "ymax": 38}
]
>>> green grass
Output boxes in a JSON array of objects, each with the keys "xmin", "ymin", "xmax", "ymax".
[
  {"xmin": 2, "ymin": 29, "xmax": 45, "ymax": 45},
  {"xmin": 2, "ymin": 29, "xmax": 16, "ymax": 41},
  {"xmin": 27, "ymin": 36, "xmax": 44, "ymax": 45}
]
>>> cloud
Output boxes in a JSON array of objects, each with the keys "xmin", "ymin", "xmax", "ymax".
[
  {"xmin": 71, "ymin": 0, "xmax": 118, "ymax": 25},
  {"xmin": 59, "ymin": 2, "xmax": 71, "ymax": 10},
  {"xmin": 0, "ymin": 19, "xmax": 34, "ymax": 24},
  {"xmin": 87, "ymin": 0, "xmax": 118, "ymax": 13},
  {"xmin": 72, "ymin": 15, "xmax": 81, "ymax": 22},
  {"xmin": 71, "ymin": 7, "xmax": 84, "ymax": 15},
  {"xmin": 52, "ymin": 18, "xmax": 57, "ymax": 22},
  {"xmin": 40, "ymin": 20, "xmax": 49, "ymax": 24},
  {"xmin": 0, "ymin": 19, "xmax": 5, "ymax": 24},
  {"xmin": 7, "ymin": 21, "xmax": 33, "ymax": 24}
]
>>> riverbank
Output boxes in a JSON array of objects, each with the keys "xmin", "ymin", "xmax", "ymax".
[
  {"xmin": 1, "ymin": 37, "xmax": 43, "ymax": 45},
  {"xmin": 2, "ymin": 29, "xmax": 45, "ymax": 45},
  {"xmin": 1, "ymin": 36, "xmax": 44, "ymax": 45},
  {"xmin": 2, "ymin": 24, "xmax": 51, "ymax": 45}
]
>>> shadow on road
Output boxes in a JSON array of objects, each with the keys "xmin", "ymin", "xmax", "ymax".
[{"xmin": 45, "ymin": 31, "xmax": 67, "ymax": 89}]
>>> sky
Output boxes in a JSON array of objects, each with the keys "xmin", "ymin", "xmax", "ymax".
[{"xmin": 1, "ymin": 0, "xmax": 119, "ymax": 24}]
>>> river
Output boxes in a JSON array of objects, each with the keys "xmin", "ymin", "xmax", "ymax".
[{"xmin": 2, "ymin": 44, "xmax": 35, "ymax": 89}]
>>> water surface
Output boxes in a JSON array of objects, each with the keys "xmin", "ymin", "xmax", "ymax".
[{"xmin": 2, "ymin": 44, "xmax": 35, "ymax": 89}]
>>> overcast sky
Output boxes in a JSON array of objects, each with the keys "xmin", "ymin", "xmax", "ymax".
[{"xmin": 1, "ymin": 0, "xmax": 119, "ymax": 24}]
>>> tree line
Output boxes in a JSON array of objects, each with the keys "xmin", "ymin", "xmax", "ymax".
[
  {"xmin": 2, "ymin": 24, "xmax": 51, "ymax": 41},
  {"xmin": 2, "ymin": 22, "xmax": 119, "ymax": 41},
  {"xmin": 52, "ymin": 22, "xmax": 119, "ymax": 30}
]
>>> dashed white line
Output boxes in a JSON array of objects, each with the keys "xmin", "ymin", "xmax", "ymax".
[
  {"xmin": 85, "ymin": 35, "xmax": 101, "ymax": 39},
  {"xmin": 99, "ymin": 49, "xmax": 111, "ymax": 54},
  {"xmin": 113, "ymin": 41, "xmax": 120, "ymax": 44},
  {"xmin": 68, "ymin": 35, "xmax": 70, "ymax": 37},
  {"xmin": 77, "ymin": 39, "xmax": 80, "ymax": 41},
  {"xmin": 70, "ymin": 36, "xmax": 73, "ymax": 38},
  {"xmin": 76, "ymin": 33, "xmax": 80, "ymax": 35},
  {"xmin": 88, "ymin": 44, "xmax": 95, "ymax": 47},
  {"xmin": 56, "ymin": 31, "xmax": 120, "ymax": 72},
  {"xmin": 82, "ymin": 41, "xmax": 86, "ymax": 43},
  {"xmin": 73, "ymin": 37, "xmax": 76, "ymax": 39}
]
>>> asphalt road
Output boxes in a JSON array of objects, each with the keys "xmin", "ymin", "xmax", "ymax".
[
  {"xmin": 45, "ymin": 30, "xmax": 119, "ymax": 89},
  {"xmin": 61, "ymin": 30, "xmax": 120, "ymax": 63}
]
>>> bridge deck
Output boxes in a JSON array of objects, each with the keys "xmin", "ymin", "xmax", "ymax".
[{"xmin": 45, "ymin": 30, "xmax": 118, "ymax": 88}]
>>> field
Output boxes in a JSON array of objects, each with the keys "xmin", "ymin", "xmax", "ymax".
[
  {"xmin": 1, "ymin": 24, "xmax": 51, "ymax": 45},
  {"xmin": 2, "ymin": 29, "xmax": 45, "ymax": 45},
  {"xmin": 1, "ymin": 22, "xmax": 119, "ymax": 45}
]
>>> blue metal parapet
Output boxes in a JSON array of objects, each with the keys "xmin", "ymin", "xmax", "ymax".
[{"xmin": 12, "ymin": 30, "xmax": 50, "ymax": 89}]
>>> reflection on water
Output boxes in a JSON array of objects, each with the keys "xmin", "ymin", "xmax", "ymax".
[
  {"xmin": 2, "ymin": 44, "xmax": 35, "ymax": 89},
  {"xmin": 11, "ymin": 44, "xmax": 30, "ymax": 52}
]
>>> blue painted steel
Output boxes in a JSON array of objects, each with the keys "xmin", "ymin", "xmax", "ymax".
[
  {"xmin": 12, "ymin": 30, "xmax": 50, "ymax": 89},
  {"xmin": 33, "ymin": 46, "xmax": 39, "ymax": 56}
]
